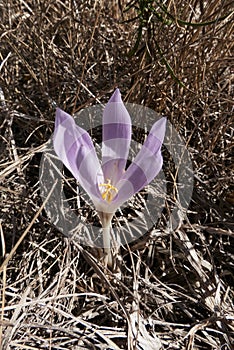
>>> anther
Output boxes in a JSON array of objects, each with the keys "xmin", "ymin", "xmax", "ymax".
[{"xmin": 99, "ymin": 179, "xmax": 118, "ymax": 202}]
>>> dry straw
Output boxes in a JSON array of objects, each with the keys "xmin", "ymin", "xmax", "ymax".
[{"xmin": 0, "ymin": 0, "xmax": 233, "ymax": 349}]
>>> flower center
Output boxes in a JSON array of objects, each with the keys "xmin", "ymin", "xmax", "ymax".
[{"xmin": 99, "ymin": 179, "xmax": 118, "ymax": 202}]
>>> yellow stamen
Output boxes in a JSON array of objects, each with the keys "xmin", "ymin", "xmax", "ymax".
[{"xmin": 99, "ymin": 179, "xmax": 118, "ymax": 202}]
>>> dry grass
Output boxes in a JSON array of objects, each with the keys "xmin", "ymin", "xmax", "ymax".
[{"xmin": 0, "ymin": 0, "xmax": 233, "ymax": 349}]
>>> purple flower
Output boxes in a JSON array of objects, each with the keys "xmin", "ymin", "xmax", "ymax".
[{"xmin": 53, "ymin": 89, "xmax": 166, "ymax": 266}]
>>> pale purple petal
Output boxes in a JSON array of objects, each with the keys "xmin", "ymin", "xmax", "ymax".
[
  {"xmin": 53, "ymin": 108, "xmax": 104, "ymax": 202},
  {"xmin": 112, "ymin": 117, "xmax": 167, "ymax": 207},
  {"xmin": 102, "ymin": 89, "xmax": 132, "ymax": 185}
]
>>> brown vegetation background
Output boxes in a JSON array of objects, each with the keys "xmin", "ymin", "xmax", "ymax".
[{"xmin": 0, "ymin": 0, "xmax": 233, "ymax": 349}]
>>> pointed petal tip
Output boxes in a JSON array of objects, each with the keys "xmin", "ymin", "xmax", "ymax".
[
  {"xmin": 55, "ymin": 107, "xmax": 65, "ymax": 119},
  {"xmin": 55, "ymin": 107, "xmax": 61, "ymax": 116},
  {"xmin": 160, "ymin": 116, "xmax": 167, "ymax": 126},
  {"xmin": 55, "ymin": 107, "xmax": 66, "ymax": 117},
  {"xmin": 55, "ymin": 107, "xmax": 64, "ymax": 127},
  {"xmin": 151, "ymin": 116, "xmax": 167, "ymax": 143},
  {"xmin": 55, "ymin": 108, "xmax": 73, "ymax": 127},
  {"xmin": 109, "ymin": 88, "xmax": 122, "ymax": 103}
]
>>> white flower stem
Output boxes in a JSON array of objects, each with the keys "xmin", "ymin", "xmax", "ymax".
[
  {"xmin": 98, "ymin": 211, "xmax": 114, "ymax": 268},
  {"xmin": 102, "ymin": 225, "xmax": 112, "ymax": 267}
]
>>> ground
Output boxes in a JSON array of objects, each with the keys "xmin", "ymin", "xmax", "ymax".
[{"xmin": 0, "ymin": 1, "xmax": 233, "ymax": 349}]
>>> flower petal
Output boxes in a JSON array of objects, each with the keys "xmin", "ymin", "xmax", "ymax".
[
  {"xmin": 102, "ymin": 89, "xmax": 132, "ymax": 185},
  {"xmin": 53, "ymin": 108, "xmax": 104, "ymax": 202},
  {"xmin": 113, "ymin": 117, "xmax": 167, "ymax": 207}
]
